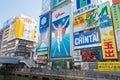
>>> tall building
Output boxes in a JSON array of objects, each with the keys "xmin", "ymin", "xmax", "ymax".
[
  {"xmin": 1, "ymin": 14, "xmax": 37, "ymax": 59},
  {"xmin": 0, "ymin": 28, "xmax": 3, "ymax": 54}
]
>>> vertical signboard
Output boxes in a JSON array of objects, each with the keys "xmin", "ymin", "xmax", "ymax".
[
  {"xmin": 74, "ymin": 0, "xmax": 98, "ymax": 17},
  {"xmin": 111, "ymin": 4, "xmax": 120, "ymax": 51},
  {"xmin": 99, "ymin": 2, "xmax": 118, "ymax": 59},
  {"xmin": 51, "ymin": 4, "xmax": 73, "ymax": 58},
  {"xmin": 20, "ymin": 15, "xmax": 36, "ymax": 41},
  {"xmin": 113, "ymin": 0, "xmax": 120, "ymax": 4},
  {"xmin": 37, "ymin": 12, "xmax": 50, "ymax": 63},
  {"xmin": 41, "ymin": 0, "xmax": 51, "ymax": 14},
  {"xmin": 73, "ymin": 9, "xmax": 99, "ymax": 32},
  {"xmin": 51, "ymin": 0, "xmax": 68, "ymax": 9}
]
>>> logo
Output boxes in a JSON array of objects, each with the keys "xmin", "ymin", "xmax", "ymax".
[
  {"xmin": 41, "ymin": 17, "xmax": 47, "ymax": 25},
  {"xmin": 55, "ymin": 12, "xmax": 65, "ymax": 18},
  {"xmin": 76, "ymin": 0, "xmax": 91, "ymax": 9}
]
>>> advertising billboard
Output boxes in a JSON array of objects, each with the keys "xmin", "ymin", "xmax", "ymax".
[
  {"xmin": 113, "ymin": 0, "xmax": 120, "ymax": 4},
  {"xmin": 74, "ymin": 0, "xmax": 98, "ymax": 17},
  {"xmin": 74, "ymin": 30, "xmax": 101, "ymax": 49},
  {"xmin": 74, "ymin": 9, "xmax": 99, "ymax": 32},
  {"xmin": 51, "ymin": 0, "xmax": 68, "ymax": 9},
  {"xmin": 81, "ymin": 47, "xmax": 103, "ymax": 62},
  {"xmin": 36, "ymin": 13, "xmax": 51, "ymax": 56},
  {"xmin": 51, "ymin": 4, "xmax": 73, "ymax": 58},
  {"xmin": 111, "ymin": 4, "xmax": 120, "ymax": 51},
  {"xmin": 73, "ymin": 50, "xmax": 82, "ymax": 62},
  {"xmin": 99, "ymin": 2, "xmax": 118, "ymax": 59},
  {"xmin": 3, "ymin": 17, "xmax": 13, "ymax": 29},
  {"xmin": 41, "ymin": 0, "xmax": 51, "ymax": 14},
  {"xmin": 98, "ymin": 62, "xmax": 120, "ymax": 72},
  {"xmin": 9, "ymin": 14, "xmax": 36, "ymax": 41}
]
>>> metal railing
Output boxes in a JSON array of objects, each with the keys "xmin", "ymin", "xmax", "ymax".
[
  {"xmin": 18, "ymin": 57, "xmax": 36, "ymax": 68},
  {"xmin": 9, "ymin": 68, "xmax": 120, "ymax": 80}
]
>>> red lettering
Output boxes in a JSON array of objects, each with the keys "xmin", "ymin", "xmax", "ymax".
[
  {"xmin": 105, "ymin": 49, "xmax": 114, "ymax": 57},
  {"xmin": 104, "ymin": 41, "xmax": 115, "ymax": 57},
  {"xmin": 80, "ymin": 18, "xmax": 84, "ymax": 23},
  {"xmin": 104, "ymin": 41, "xmax": 113, "ymax": 49},
  {"xmin": 55, "ymin": 12, "xmax": 65, "ymax": 18}
]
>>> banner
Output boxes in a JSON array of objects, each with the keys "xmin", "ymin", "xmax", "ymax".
[
  {"xmin": 74, "ymin": 9, "xmax": 99, "ymax": 32},
  {"xmin": 111, "ymin": 4, "xmax": 120, "ymax": 51},
  {"xmin": 98, "ymin": 62, "xmax": 120, "ymax": 72},
  {"xmin": 37, "ymin": 12, "xmax": 51, "ymax": 63},
  {"xmin": 51, "ymin": 0, "xmax": 68, "ymax": 9},
  {"xmin": 99, "ymin": 2, "xmax": 118, "ymax": 59},
  {"xmin": 39, "ymin": 13, "xmax": 50, "ymax": 54},
  {"xmin": 74, "ymin": 30, "xmax": 101, "ymax": 49},
  {"xmin": 51, "ymin": 4, "xmax": 73, "ymax": 58},
  {"xmin": 74, "ymin": 0, "xmax": 98, "ymax": 17},
  {"xmin": 41, "ymin": 0, "xmax": 50, "ymax": 14},
  {"xmin": 113, "ymin": 0, "xmax": 120, "ymax": 4}
]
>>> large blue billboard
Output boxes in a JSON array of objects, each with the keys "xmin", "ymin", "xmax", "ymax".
[
  {"xmin": 38, "ymin": 12, "xmax": 50, "ymax": 56},
  {"xmin": 74, "ymin": 30, "xmax": 101, "ymax": 49}
]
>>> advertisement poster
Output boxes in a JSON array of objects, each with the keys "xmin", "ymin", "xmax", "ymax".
[
  {"xmin": 74, "ymin": 0, "xmax": 98, "ymax": 17},
  {"xmin": 51, "ymin": 4, "xmax": 73, "ymax": 58},
  {"xmin": 9, "ymin": 14, "xmax": 36, "ymax": 41},
  {"xmin": 51, "ymin": 0, "xmax": 68, "ymax": 9},
  {"xmin": 98, "ymin": 62, "xmax": 120, "ymax": 72},
  {"xmin": 74, "ymin": 9, "xmax": 99, "ymax": 32},
  {"xmin": 21, "ymin": 15, "xmax": 36, "ymax": 41},
  {"xmin": 73, "ymin": 50, "xmax": 82, "ymax": 63},
  {"xmin": 99, "ymin": 2, "xmax": 118, "ymax": 59},
  {"xmin": 113, "ymin": 0, "xmax": 120, "ymax": 4},
  {"xmin": 74, "ymin": 30, "xmax": 101, "ymax": 49},
  {"xmin": 81, "ymin": 62, "xmax": 89, "ymax": 70},
  {"xmin": 81, "ymin": 47, "xmax": 103, "ymax": 62},
  {"xmin": 41, "ymin": 0, "xmax": 50, "ymax": 14},
  {"xmin": 111, "ymin": 4, "xmax": 120, "ymax": 51},
  {"xmin": 37, "ymin": 12, "xmax": 50, "ymax": 63}
]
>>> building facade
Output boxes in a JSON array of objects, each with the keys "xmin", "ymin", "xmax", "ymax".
[{"xmin": 1, "ymin": 14, "xmax": 37, "ymax": 59}]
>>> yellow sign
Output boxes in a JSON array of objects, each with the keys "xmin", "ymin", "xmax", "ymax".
[
  {"xmin": 98, "ymin": 62, "xmax": 120, "ymax": 72},
  {"xmin": 66, "ymin": 61, "xmax": 70, "ymax": 69},
  {"xmin": 14, "ymin": 20, "xmax": 24, "ymax": 38},
  {"xmin": 100, "ymin": 27, "xmax": 118, "ymax": 59},
  {"xmin": 101, "ymin": 38, "xmax": 118, "ymax": 59},
  {"xmin": 73, "ymin": 9, "xmax": 99, "ymax": 32},
  {"xmin": 73, "ymin": 13, "xmax": 86, "ymax": 27}
]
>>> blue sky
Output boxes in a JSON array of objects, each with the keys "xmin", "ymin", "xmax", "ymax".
[{"xmin": 0, "ymin": 0, "xmax": 42, "ymax": 28}]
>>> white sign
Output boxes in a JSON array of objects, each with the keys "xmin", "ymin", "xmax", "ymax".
[{"xmin": 74, "ymin": 0, "xmax": 98, "ymax": 17}]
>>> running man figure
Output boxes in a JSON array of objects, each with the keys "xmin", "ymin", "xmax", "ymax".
[{"xmin": 52, "ymin": 18, "xmax": 69, "ymax": 56}]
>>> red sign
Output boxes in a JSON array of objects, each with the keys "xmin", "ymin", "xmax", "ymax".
[
  {"xmin": 104, "ymin": 41, "xmax": 114, "ymax": 57},
  {"xmin": 113, "ymin": 0, "xmax": 120, "ymax": 4}
]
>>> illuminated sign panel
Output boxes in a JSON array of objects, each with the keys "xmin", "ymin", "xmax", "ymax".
[{"xmin": 99, "ymin": 2, "xmax": 118, "ymax": 59}]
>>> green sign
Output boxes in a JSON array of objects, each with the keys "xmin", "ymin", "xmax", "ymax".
[{"xmin": 111, "ymin": 3, "xmax": 120, "ymax": 30}]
